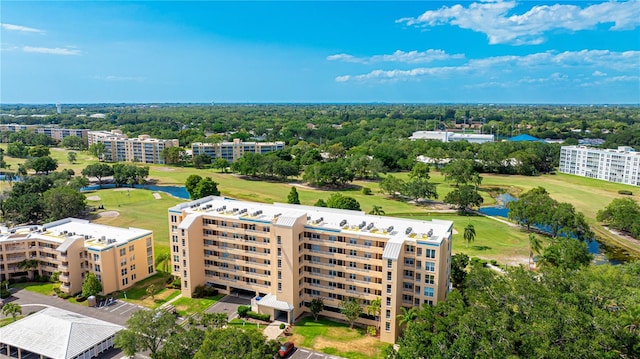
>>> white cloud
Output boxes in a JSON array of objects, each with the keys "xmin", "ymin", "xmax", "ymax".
[
  {"xmin": 397, "ymin": 0, "xmax": 640, "ymax": 45},
  {"xmin": 23, "ymin": 46, "xmax": 81, "ymax": 55},
  {"xmin": 327, "ymin": 49, "xmax": 464, "ymax": 64},
  {"xmin": 335, "ymin": 49, "xmax": 639, "ymax": 83},
  {"xmin": 93, "ymin": 75, "xmax": 146, "ymax": 82},
  {"xmin": 1, "ymin": 23, "xmax": 44, "ymax": 33}
]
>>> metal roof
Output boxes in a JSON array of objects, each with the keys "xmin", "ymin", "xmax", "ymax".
[
  {"xmin": 382, "ymin": 240, "xmax": 403, "ymax": 260},
  {"xmin": 256, "ymin": 294, "xmax": 294, "ymax": 311},
  {"xmin": 0, "ymin": 307, "xmax": 123, "ymax": 359}
]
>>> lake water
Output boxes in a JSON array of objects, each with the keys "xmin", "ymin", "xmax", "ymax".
[
  {"xmin": 81, "ymin": 184, "xmax": 190, "ymax": 199},
  {"xmin": 478, "ymin": 195, "xmax": 630, "ymax": 265}
]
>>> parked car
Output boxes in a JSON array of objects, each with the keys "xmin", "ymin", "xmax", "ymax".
[{"xmin": 277, "ymin": 342, "xmax": 295, "ymax": 358}]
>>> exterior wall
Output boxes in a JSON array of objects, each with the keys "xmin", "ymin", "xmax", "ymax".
[
  {"xmin": 191, "ymin": 139, "xmax": 286, "ymax": 162},
  {"xmin": 559, "ymin": 146, "xmax": 640, "ymax": 186},
  {"xmin": 88, "ymin": 131, "xmax": 177, "ymax": 164},
  {"xmin": 170, "ymin": 198, "xmax": 452, "ymax": 343}
]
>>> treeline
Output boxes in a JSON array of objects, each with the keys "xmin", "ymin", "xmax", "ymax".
[
  {"xmin": 390, "ymin": 259, "xmax": 640, "ymax": 358},
  {"xmin": 81, "ymin": 163, "xmax": 149, "ymax": 187},
  {"xmin": 1, "ymin": 104, "xmax": 638, "ymax": 150}
]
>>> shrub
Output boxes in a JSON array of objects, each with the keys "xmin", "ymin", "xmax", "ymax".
[
  {"xmin": 237, "ymin": 305, "xmax": 251, "ymax": 317},
  {"xmin": 171, "ymin": 278, "xmax": 181, "ymax": 289},
  {"xmin": 50, "ymin": 272, "xmax": 60, "ymax": 282},
  {"xmin": 367, "ymin": 325, "xmax": 377, "ymax": 336},
  {"xmin": 279, "ymin": 323, "xmax": 286, "ymax": 330},
  {"xmin": 618, "ymin": 190, "xmax": 633, "ymax": 195},
  {"xmin": 361, "ymin": 187, "xmax": 372, "ymax": 195},
  {"xmin": 76, "ymin": 296, "xmax": 87, "ymax": 303},
  {"xmin": 246, "ymin": 311, "xmax": 270, "ymax": 322},
  {"xmin": 490, "ymin": 260, "xmax": 498, "ymax": 266},
  {"xmin": 193, "ymin": 285, "xmax": 219, "ymax": 298}
]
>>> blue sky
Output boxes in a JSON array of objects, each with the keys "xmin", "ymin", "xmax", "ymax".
[{"xmin": 1, "ymin": 1, "xmax": 639, "ymax": 104}]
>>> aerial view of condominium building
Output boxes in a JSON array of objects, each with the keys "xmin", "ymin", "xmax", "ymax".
[
  {"xmin": 0, "ymin": 218, "xmax": 155, "ymax": 295},
  {"xmin": 559, "ymin": 145, "xmax": 640, "ymax": 186},
  {"xmin": 169, "ymin": 196, "xmax": 453, "ymax": 343},
  {"xmin": 88, "ymin": 130, "xmax": 179, "ymax": 164},
  {"xmin": 191, "ymin": 138, "xmax": 285, "ymax": 162}
]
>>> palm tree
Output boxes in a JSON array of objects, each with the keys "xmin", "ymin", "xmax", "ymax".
[
  {"xmin": 369, "ymin": 205, "xmax": 385, "ymax": 215},
  {"xmin": 397, "ymin": 307, "xmax": 418, "ymax": 330},
  {"xmin": 366, "ymin": 297, "xmax": 382, "ymax": 330},
  {"xmin": 146, "ymin": 284, "xmax": 157, "ymax": 301},
  {"xmin": 17, "ymin": 259, "xmax": 40, "ymax": 280},
  {"xmin": 463, "ymin": 223, "xmax": 476, "ymax": 248},
  {"xmin": 1, "ymin": 303, "xmax": 22, "ymax": 321},
  {"xmin": 528, "ymin": 234, "xmax": 543, "ymax": 270}
]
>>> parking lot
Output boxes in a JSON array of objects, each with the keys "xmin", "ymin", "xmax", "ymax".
[{"xmin": 205, "ymin": 293, "xmax": 251, "ymax": 319}]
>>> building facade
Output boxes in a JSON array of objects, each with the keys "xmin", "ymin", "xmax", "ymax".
[
  {"xmin": 88, "ymin": 130, "xmax": 179, "ymax": 164},
  {"xmin": 34, "ymin": 127, "xmax": 89, "ymax": 143},
  {"xmin": 169, "ymin": 196, "xmax": 453, "ymax": 343},
  {"xmin": 559, "ymin": 146, "xmax": 640, "ymax": 186},
  {"xmin": 0, "ymin": 218, "xmax": 155, "ymax": 295},
  {"xmin": 409, "ymin": 130, "xmax": 494, "ymax": 144},
  {"xmin": 191, "ymin": 139, "xmax": 285, "ymax": 162}
]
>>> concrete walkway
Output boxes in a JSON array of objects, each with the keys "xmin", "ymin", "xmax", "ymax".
[
  {"xmin": 263, "ymin": 319, "xmax": 288, "ymax": 340},
  {"xmin": 158, "ymin": 293, "xmax": 182, "ymax": 308}
]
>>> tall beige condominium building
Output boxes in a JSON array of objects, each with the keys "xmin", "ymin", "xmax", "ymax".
[
  {"xmin": 169, "ymin": 196, "xmax": 453, "ymax": 343},
  {"xmin": 33, "ymin": 127, "xmax": 89, "ymax": 143},
  {"xmin": 0, "ymin": 218, "xmax": 155, "ymax": 295},
  {"xmin": 191, "ymin": 138, "xmax": 285, "ymax": 162},
  {"xmin": 88, "ymin": 130, "xmax": 179, "ymax": 164}
]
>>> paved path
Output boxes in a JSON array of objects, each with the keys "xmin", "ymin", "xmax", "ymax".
[
  {"xmin": 263, "ymin": 319, "xmax": 288, "ymax": 340},
  {"xmin": 205, "ymin": 294, "xmax": 251, "ymax": 320}
]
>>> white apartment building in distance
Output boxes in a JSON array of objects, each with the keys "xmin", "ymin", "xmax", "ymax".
[
  {"xmin": 88, "ymin": 130, "xmax": 179, "ymax": 164},
  {"xmin": 0, "ymin": 218, "xmax": 155, "ymax": 295},
  {"xmin": 169, "ymin": 196, "xmax": 453, "ymax": 343},
  {"xmin": 191, "ymin": 138, "xmax": 285, "ymax": 162},
  {"xmin": 559, "ymin": 145, "xmax": 640, "ymax": 186}
]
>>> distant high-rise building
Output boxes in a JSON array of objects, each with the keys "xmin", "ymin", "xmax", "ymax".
[
  {"xmin": 56, "ymin": 103, "xmax": 62, "ymax": 114},
  {"xmin": 559, "ymin": 146, "xmax": 640, "ymax": 186},
  {"xmin": 191, "ymin": 138, "xmax": 285, "ymax": 162},
  {"xmin": 88, "ymin": 130, "xmax": 179, "ymax": 164}
]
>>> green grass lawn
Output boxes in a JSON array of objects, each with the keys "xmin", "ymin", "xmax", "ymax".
[
  {"xmin": 228, "ymin": 317, "xmax": 266, "ymax": 332},
  {"xmin": 290, "ymin": 317, "xmax": 388, "ymax": 359},
  {"xmin": 172, "ymin": 294, "xmax": 224, "ymax": 316},
  {"xmin": 0, "ymin": 316, "xmax": 23, "ymax": 327},
  {"xmin": 11, "ymin": 282, "xmax": 56, "ymax": 296}
]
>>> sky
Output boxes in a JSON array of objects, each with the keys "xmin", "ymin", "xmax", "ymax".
[{"xmin": 1, "ymin": 0, "xmax": 639, "ymax": 104}]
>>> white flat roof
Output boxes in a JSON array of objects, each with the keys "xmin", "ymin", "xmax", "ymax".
[
  {"xmin": 0, "ymin": 306, "xmax": 123, "ymax": 359},
  {"xmin": 170, "ymin": 196, "xmax": 453, "ymax": 250},
  {"xmin": 0, "ymin": 218, "xmax": 151, "ymax": 250}
]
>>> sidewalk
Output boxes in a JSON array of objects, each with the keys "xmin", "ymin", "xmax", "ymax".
[{"xmin": 263, "ymin": 319, "xmax": 288, "ymax": 340}]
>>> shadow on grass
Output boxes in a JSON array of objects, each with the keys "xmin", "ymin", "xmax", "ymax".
[{"xmin": 472, "ymin": 245, "xmax": 492, "ymax": 251}]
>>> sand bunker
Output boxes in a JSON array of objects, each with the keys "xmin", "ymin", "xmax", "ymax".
[
  {"xmin": 97, "ymin": 211, "xmax": 120, "ymax": 218},
  {"xmin": 87, "ymin": 196, "xmax": 101, "ymax": 201},
  {"xmin": 114, "ymin": 188, "xmax": 136, "ymax": 192}
]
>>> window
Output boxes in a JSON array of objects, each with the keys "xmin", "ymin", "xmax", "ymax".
[
  {"xmin": 122, "ymin": 278, "xmax": 129, "ymax": 286},
  {"xmin": 95, "ymin": 265, "xmax": 101, "ymax": 272},
  {"xmin": 121, "ymin": 268, "xmax": 128, "ymax": 276},
  {"xmin": 387, "ymin": 272, "xmax": 392, "ymax": 281},
  {"xmin": 387, "ymin": 260, "xmax": 392, "ymax": 268},
  {"xmin": 364, "ymin": 288, "xmax": 371, "ymax": 294},
  {"xmin": 120, "ymin": 259, "xmax": 127, "ymax": 267},
  {"xmin": 349, "ymin": 262, "xmax": 357, "ymax": 268},
  {"xmin": 277, "ymin": 236, "xmax": 282, "ymax": 245},
  {"xmin": 426, "ymin": 249, "xmax": 436, "ymax": 258},
  {"xmin": 349, "ymin": 285, "xmax": 356, "ymax": 291},
  {"xmin": 386, "ymin": 297, "xmax": 391, "ymax": 306},
  {"xmin": 349, "ymin": 250, "xmax": 357, "ymax": 256},
  {"xmin": 364, "ymin": 240, "xmax": 372, "ymax": 247},
  {"xmin": 385, "ymin": 309, "xmax": 391, "ymax": 319},
  {"xmin": 386, "ymin": 284, "xmax": 391, "ymax": 294},
  {"xmin": 425, "ymin": 262, "xmax": 436, "ymax": 272},
  {"xmin": 93, "ymin": 254, "xmax": 99, "ymax": 261},
  {"xmin": 129, "ymin": 245, "xmax": 135, "ymax": 252},
  {"xmin": 424, "ymin": 287, "xmax": 434, "ymax": 297},
  {"xmin": 131, "ymin": 273, "xmax": 137, "ymax": 281},
  {"xmin": 350, "ymin": 238, "xmax": 357, "ymax": 245},
  {"xmin": 417, "ymin": 248, "xmax": 422, "ymax": 256},
  {"xmin": 404, "ymin": 258, "xmax": 414, "ymax": 266},
  {"xmin": 385, "ymin": 322, "xmax": 391, "ymax": 332},
  {"xmin": 364, "ymin": 264, "xmax": 372, "ymax": 270},
  {"xmin": 349, "ymin": 273, "xmax": 356, "ymax": 280},
  {"xmin": 119, "ymin": 248, "xmax": 126, "ymax": 256},
  {"xmin": 425, "ymin": 274, "xmax": 435, "ymax": 285},
  {"xmin": 403, "ymin": 282, "xmax": 413, "ymax": 290},
  {"xmin": 278, "ymin": 259, "xmax": 282, "ymax": 268},
  {"xmin": 278, "ymin": 283, "xmax": 282, "ymax": 291}
]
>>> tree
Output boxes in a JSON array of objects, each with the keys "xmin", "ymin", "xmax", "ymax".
[
  {"xmin": 314, "ymin": 199, "xmax": 327, "ymax": 207},
  {"xmin": 528, "ymin": 234, "xmax": 543, "ymax": 270},
  {"xmin": 67, "ymin": 151, "xmax": 77, "ymax": 164},
  {"xmin": 193, "ymin": 153, "xmax": 212, "ymax": 169},
  {"xmin": 309, "ymin": 298, "xmax": 324, "ymax": 321},
  {"xmin": 162, "ymin": 146, "xmax": 186, "ymax": 165},
  {"xmin": 17, "ymin": 259, "xmax": 39, "ymax": 280},
  {"xmin": 88, "ymin": 142, "xmax": 106, "ymax": 160},
  {"xmin": 185, "ymin": 174, "xmax": 203, "ymax": 199},
  {"xmin": 463, "ymin": 223, "xmax": 476, "ymax": 248},
  {"xmin": 1, "ymin": 303, "xmax": 22, "ymax": 321},
  {"xmin": 192, "ymin": 177, "xmax": 220, "ymax": 199},
  {"xmin": 161, "ymin": 327, "xmax": 205, "ymax": 359},
  {"xmin": 211, "ymin": 157, "xmax": 229, "ymax": 172},
  {"xmin": 146, "ymin": 284, "xmax": 157, "ymax": 301},
  {"xmin": 442, "ymin": 159, "xmax": 476, "ymax": 186},
  {"xmin": 194, "ymin": 327, "xmax": 280, "ymax": 359},
  {"xmin": 287, "ymin": 187, "xmax": 300, "ymax": 204},
  {"xmin": 339, "ymin": 298, "xmax": 362, "ymax": 329},
  {"xmin": 409, "ymin": 162, "xmax": 431, "ymax": 180},
  {"xmin": 43, "ymin": 186, "xmax": 86, "ymax": 221},
  {"xmin": 81, "ymin": 163, "xmax": 113, "ymax": 188},
  {"xmin": 82, "ymin": 272, "xmax": 103, "ymax": 297},
  {"xmin": 538, "ymin": 238, "xmax": 592, "ymax": 270},
  {"xmin": 366, "ymin": 297, "xmax": 382, "ymax": 330},
  {"xmin": 155, "ymin": 251, "xmax": 170, "ymax": 273},
  {"xmin": 6, "ymin": 142, "xmax": 27, "ymax": 158},
  {"xmin": 450, "ymin": 253, "xmax": 469, "ymax": 288},
  {"xmin": 115, "ymin": 309, "xmax": 180, "ymax": 359},
  {"xmin": 28, "ymin": 145, "xmax": 50, "ymax": 157},
  {"xmin": 379, "ymin": 175, "xmax": 404, "ymax": 198},
  {"xmin": 597, "ymin": 198, "xmax": 640, "ymax": 239},
  {"xmin": 60, "ymin": 136, "xmax": 86, "ymax": 150},
  {"xmin": 199, "ymin": 312, "xmax": 229, "ymax": 328},
  {"xmin": 369, "ymin": 205, "xmax": 385, "ymax": 215},
  {"xmin": 397, "ymin": 307, "xmax": 418, "ymax": 329},
  {"xmin": 402, "ymin": 178, "xmax": 438, "ymax": 202},
  {"xmin": 326, "ymin": 193, "xmax": 361, "ymax": 211},
  {"xmin": 443, "ymin": 185, "xmax": 483, "ymax": 212},
  {"xmin": 29, "ymin": 156, "xmax": 58, "ymax": 174}
]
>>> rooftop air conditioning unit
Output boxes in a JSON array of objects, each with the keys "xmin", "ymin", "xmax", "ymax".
[
  {"xmin": 405, "ymin": 227, "xmax": 413, "ymax": 235},
  {"xmin": 387, "ymin": 226, "xmax": 394, "ymax": 233}
]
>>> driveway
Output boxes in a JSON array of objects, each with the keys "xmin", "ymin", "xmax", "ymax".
[
  {"xmin": 4, "ymin": 289, "xmax": 143, "ymax": 327},
  {"xmin": 204, "ymin": 294, "xmax": 251, "ymax": 320}
]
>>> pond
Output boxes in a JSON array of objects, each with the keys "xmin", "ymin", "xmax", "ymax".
[
  {"xmin": 81, "ymin": 184, "xmax": 190, "ymax": 199},
  {"xmin": 478, "ymin": 194, "xmax": 631, "ymax": 265}
]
